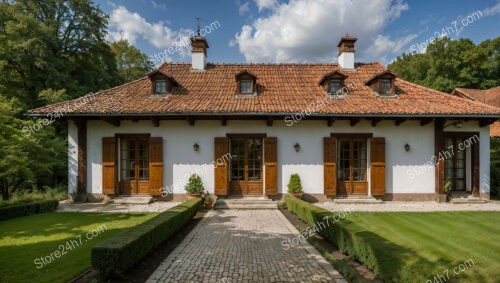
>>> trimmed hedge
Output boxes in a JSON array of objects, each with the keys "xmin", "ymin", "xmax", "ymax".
[
  {"xmin": 91, "ymin": 199, "xmax": 202, "ymax": 278},
  {"xmin": 0, "ymin": 200, "xmax": 59, "ymax": 220},
  {"xmin": 284, "ymin": 197, "xmax": 400, "ymax": 282}
]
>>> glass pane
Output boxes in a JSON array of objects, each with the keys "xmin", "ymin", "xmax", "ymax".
[
  {"xmin": 329, "ymin": 81, "xmax": 341, "ymax": 93},
  {"xmin": 240, "ymin": 81, "xmax": 252, "ymax": 93},
  {"xmin": 155, "ymin": 80, "xmax": 167, "ymax": 93},
  {"xmin": 381, "ymin": 79, "xmax": 391, "ymax": 94}
]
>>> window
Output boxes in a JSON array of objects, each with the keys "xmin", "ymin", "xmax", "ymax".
[
  {"xmin": 380, "ymin": 79, "xmax": 392, "ymax": 94},
  {"xmin": 329, "ymin": 80, "xmax": 342, "ymax": 94},
  {"xmin": 240, "ymin": 80, "xmax": 253, "ymax": 94},
  {"xmin": 154, "ymin": 80, "xmax": 168, "ymax": 94}
]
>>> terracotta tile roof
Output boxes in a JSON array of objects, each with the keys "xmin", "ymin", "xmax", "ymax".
[
  {"xmin": 452, "ymin": 87, "xmax": 500, "ymax": 108},
  {"xmin": 491, "ymin": 122, "xmax": 500, "ymax": 137},
  {"xmin": 28, "ymin": 62, "xmax": 500, "ymax": 117}
]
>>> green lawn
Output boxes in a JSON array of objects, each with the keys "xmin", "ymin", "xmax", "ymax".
[
  {"xmin": 343, "ymin": 212, "xmax": 500, "ymax": 282},
  {"xmin": 0, "ymin": 212, "xmax": 157, "ymax": 283}
]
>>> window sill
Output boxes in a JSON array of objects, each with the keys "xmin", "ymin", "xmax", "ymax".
[
  {"xmin": 235, "ymin": 92, "xmax": 258, "ymax": 98},
  {"xmin": 149, "ymin": 93, "xmax": 172, "ymax": 98}
]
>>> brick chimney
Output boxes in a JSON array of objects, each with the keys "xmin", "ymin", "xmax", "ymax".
[
  {"xmin": 337, "ymin": 35, "xmax": 357, "ymax": 70},
  {"xmin": 191, "ymin": 35, "xmax": 209, "ymax": 70}
]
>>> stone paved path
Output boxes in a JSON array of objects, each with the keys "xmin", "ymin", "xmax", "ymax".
[{"xmin": 147, "ymin": 210, "xmax": 345, "ymax": 283}]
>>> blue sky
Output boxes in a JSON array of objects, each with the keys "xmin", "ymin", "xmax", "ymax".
[{"xmin": 97, "ymin": 0, "xmax": 500, "ymax": 65}]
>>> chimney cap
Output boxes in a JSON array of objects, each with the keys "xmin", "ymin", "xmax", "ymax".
[
  {"xmin": 190, "ymin": 36, "xmax": 209, "ymax": 49},
  {"xmin": 337, "ymin": 34, "xmax": 357, "ymax": 47}
]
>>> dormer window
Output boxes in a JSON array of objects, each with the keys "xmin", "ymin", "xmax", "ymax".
[
  {"xmin": 155, "ymin": 80, "xmax": 168, "ymax": 94},
  {"xmin": 329, "ymin": 80, "xmax": 342, "ymax": 94},
  {"xmin": 240, "ymin": 80, "xmax": 253, "ymax": 94},
  {"xmin": 147, "ymin": 70, "xmax": 179, "ymax": 96},
  {"xmin": 319, "ymin": 70, "xmax": 348, "ymax": 97},
  {"xmin": 380, "ymin": 79, "xmax": 392, "ymax": 94},
  {"xmin": 365, "ymin": 70, "xmax": 397, "ymax": 97},
  {"xmin": 235, "ymin": 70, "xmax": 257, "ymax": 96}
]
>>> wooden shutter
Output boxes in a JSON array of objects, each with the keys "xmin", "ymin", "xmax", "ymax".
[
  {"xmin": 149, "ymin": 137, "xmax": 163, "ymax": 196},
  {"xmin": 264, "ymin": 137, "xmax": 278, "ymax": 196},
  {"xmin": 214, "ymin": 137, "xmax": 229, "ymax": 196},
  {"xmin": 102, "ymin": 137, "xmax": 117, "ymax": 195},
  {"xmin": 370, "ymin": 137, "xmax": 386, "ymax": 197},
  {"xmin": 324, "ymin": 137, "xmax": 337, "ymax": 196}
]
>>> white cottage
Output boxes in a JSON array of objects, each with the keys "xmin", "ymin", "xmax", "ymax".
[{"xmin": 28, "ymin": 35, "xmax": 498, "ymax": 202}]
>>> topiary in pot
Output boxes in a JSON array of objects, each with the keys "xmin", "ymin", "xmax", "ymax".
[
  {"xmin": 185, "ymin": 174, "xmax": 204, "ymax": 199},
  {"xmin": 203, "ymin": 191, "xmax": 214, "ymax": 209},
  {"xmin": 287, "ymin": 173, "xmax": 303, "ymax": 199}
]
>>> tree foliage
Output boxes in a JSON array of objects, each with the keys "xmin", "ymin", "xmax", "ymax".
[
  {"xmin": 0, "ymin": 0, "xmax": 151, "ymax": 199},
  {"xmin": 110, "ymin": 39, "xmax": 154, "ymax": 83},
  {"xmin": 388, "ymin": 37, "xmax": 500, "ymax": 93}
]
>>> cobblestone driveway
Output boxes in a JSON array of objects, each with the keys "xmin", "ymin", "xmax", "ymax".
[{"xmin": 147, "ymin": 210, "xmax": 345, "ymax": 283}]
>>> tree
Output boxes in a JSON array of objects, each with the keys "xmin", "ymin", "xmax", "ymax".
[
  {"xmin": 388, "ymin": 37, "xmax": 500, "ymax": 93},
  {"xmin": 110, "ymin": 39, "xmax": 154, "ymax": 83}
]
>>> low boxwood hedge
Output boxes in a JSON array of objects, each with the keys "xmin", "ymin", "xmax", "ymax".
[
  {"xmin": 91, "ymin": 198, "xmax": 202, "ymax": 278},
  {"xmin": 0, "ymin": 200, "xmax": 59, "ymax": 220},
  {"xmin": 284, "ymin": 197, "xmax": 400, "ymax": 282}
]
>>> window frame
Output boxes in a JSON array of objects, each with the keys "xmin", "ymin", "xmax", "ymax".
[
  {"xmin": 380, "ymin": 79, "xmax": 392, "ymax": 95},
  {"xmin": 240, "ymin": 80, "xmax": 254, "ymax": 94},
  {"xmin": 154, "ymin": 80, "xmax": 168, "ymax": 94},
  {"xmin": 329, "ymin": 79, "xmax": 342, "ymax": 94}
]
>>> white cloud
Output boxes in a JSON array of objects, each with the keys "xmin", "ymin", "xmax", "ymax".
[
  {"xmin": 254, "ymin": 0, "xmax": 279, "ymax": 11},
  {"xmin": 150, "ymin": 0, "xmax": 167, "ymax": 11},
  {"xmin": 108, "ymin": 6, "xmax": 193, "ymax": 60},
  {"xmin": 233, "ymin": 0, "xmax": 415, "ymax": 63},
  {"xmin": 239, "ymin": 1, "xmax": 250, "ymax": 15},
  {"xmin": 482, "ymin": 1, "xmax": 500, "ymax": 16}
]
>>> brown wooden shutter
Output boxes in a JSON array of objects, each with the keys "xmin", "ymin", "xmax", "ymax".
[
  {"xmin": 102, "ymin": 137, "xmax": 117, "ymax": 195},
  {"xmin": 324, "ymin": 137, "xmax": 337, "ymax": 196},
  {"xmin": 264, "ymin": 137, "xmax": 278, "ymax": 196},
  {"xmin": 214, "ymin": 137, "xmax": 229, "ymax": 196},
  {"xmin": 149, "ymin": 137, "xmax": 163, "ymax": 196},
  {"xmin": 370, "ymin": 137, "xmax": 386, "ymax": 197}
]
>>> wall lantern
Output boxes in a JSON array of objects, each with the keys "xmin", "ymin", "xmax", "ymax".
[
  {"xmin": 294, "ymin": 142, "xmax": 301, "ymax": 152},
  {"xmin": 193, "ymin": 143, "xmax": 200, "ymax": 152},
  {"xmin": 404, "ymin": 143, "xmax": 410, "ymax": 152},
  {"xmin": 444, "ymin": 120, "xmax": 463, "ymax": 129}
]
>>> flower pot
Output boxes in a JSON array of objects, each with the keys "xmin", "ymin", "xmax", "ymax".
[
  {"xmin": 187, "ymin": 193, "xmax": 202, "ymax": 199},
  {"xmin": 290, "ymin": 193, "xmax": 303, "ymax": 199},
  {"xmin": 204, "ymin": 201, "xmax": 214, "ymax": 209}
]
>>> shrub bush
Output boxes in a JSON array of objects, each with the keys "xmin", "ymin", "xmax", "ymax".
[
  {"xmin": 184, "ymin": 174, "xmax": 204, "ymax": 195},
  {"xmin": 91, "ymin": 198, "xmax": 202, "ymax": 278},
  {"xmin": 287, "ymin": 173, "xmax": 303, "ymax": 194},
  {"xmin": 284, "ymin": 197, "xmax": 400, "ymax": 282},
  {"xmin": 0, "ymin": 200, "xmax": 59, "ymax": 220}
]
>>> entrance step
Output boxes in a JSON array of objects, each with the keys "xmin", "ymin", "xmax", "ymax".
[
  {"xmin": 112, "ymin": 196, "xmax": 153, "ymax": 204},
  {"xmin": 333, "ymin": 196, "xmax": 383, "ymax": 204},
  {"xmin": 216, "ymin": 196, "xmax": 276, "ymax": 210},
  {"xmin": 449, "ymin": 194, "xmax": 487, "ymax": 204}
]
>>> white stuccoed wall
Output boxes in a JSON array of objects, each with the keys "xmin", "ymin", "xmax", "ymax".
[
  {"xmin": 68, "ymin": 120, "xmax": 78, "ymax": 194},
  {"xmin": 68, "ymin": 119, "xmax": 490, "ymax": 196}
]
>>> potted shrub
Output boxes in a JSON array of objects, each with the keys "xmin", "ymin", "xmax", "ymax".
[
  {"xmin": 287, "ymin": 173, "xmax": 303, "ymax": 199},
  {"xmin": 203, "ymin": 191, "xmax": 214, "ymax": 209},
  {"xmin": 444, "ymin": 179, "xmax": 453, "ymax": 197},
  {"xmin": 185, "ymin": 174, "xmax": 204, "ymax": 199}
]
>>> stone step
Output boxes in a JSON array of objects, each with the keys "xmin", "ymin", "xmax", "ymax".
[
  {"xmin": 215, "ymin": 198, "xmax": 276, "ymax": 210},
  {"xmin": 333, "ymin": 197, "xmax": 383, "ymax": 204},
  {"xmin": 449, "ymin": 197, "xmax": 487, "ymax": 204},
  {"xmin": 112, "ymin": 196, "xmax": 153, "ymax": 204}
]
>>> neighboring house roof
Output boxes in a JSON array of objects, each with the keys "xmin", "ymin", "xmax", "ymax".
[
  {"xmin": 451, "ymin": 87, "xmax": 500, "ymax": 107},
  {"xmin": 28, "ymin": 62, "xmax": 499, "ymax": 117},
  {"xmin": 451, "ymin": 86, "xmax": 500, "ymax": 137}
]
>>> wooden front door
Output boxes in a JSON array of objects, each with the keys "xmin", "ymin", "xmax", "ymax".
[
  {"xmin": 229, "ymin": 138, "xmax": 263, "ymax": 195},
  {"xmin": 119, "ymin": 136, "xmax": 150, "ymax": 195},
  {"xmin": 444, "ymin": 136, "xmax": 467, "ymax": 191},
  {"xmin": 337, "ymin": 138, "xmax": 368, "ymax": 195}
]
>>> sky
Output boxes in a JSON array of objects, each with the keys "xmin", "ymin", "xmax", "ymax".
[{"xmin": 97, "ymin": 0, "xmax": 500, "ymax": 65}]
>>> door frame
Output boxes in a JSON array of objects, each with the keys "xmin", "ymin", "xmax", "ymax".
[
  {"xmin": 332, "ymin": 133, "xmax": 372, "ymax": 196},
  {"xmin": 443, "ymin": 132, "xmax": 480, "ymax": 194},
  {"xmin": 116, "ymin": 134, "xmax": 151, "ymax": 195},
  {"xmin": 227, "ymin": 133, "xmax": 266, "ymax": 196}
]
